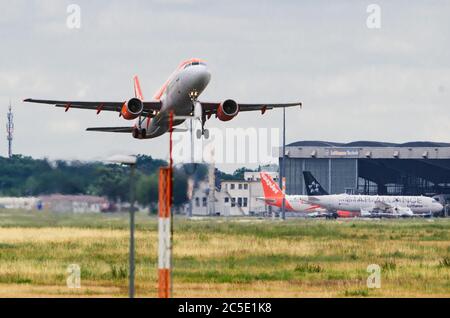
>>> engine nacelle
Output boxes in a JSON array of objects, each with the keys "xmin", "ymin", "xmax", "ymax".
[
  {"xmin": 217, "ymin": 99, "xmax": 239, "ymax": 121},
  {"xmin": 121, "ymin": 98, "xmax": 143, "ymax": 120},
  {"xmin": 393, "ymin": 206, "xmax": 414, "ymax": 216}
]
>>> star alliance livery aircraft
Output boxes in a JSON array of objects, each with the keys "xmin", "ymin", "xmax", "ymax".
[
  {"xmin": 303, "ymin": 171, "xmax": 443, "ymax": 217},
  {"xmin": 24, "ymin": 58, "xmax": 302, "ymax": 140}
]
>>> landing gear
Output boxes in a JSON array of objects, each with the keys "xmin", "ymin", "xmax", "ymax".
[
  {"xmin": 132, "ymin": 115, "xmax": 148, "ymax": 139},
  {"xmin": 190, "ymin": 99, "xmax": 209, "ymax": 139},
  {"xmin": 196, "ymin": 128, "xmax": 209, "ymax": 139},
  {"xmin": 132, "ymin": 127, "xmax": 146, "ymax": 139},
  {"xmin": 196, "ymin": 112, "xmax": 209, "ymax": 139},
  {"xmin": 132, "ymin": 128, "xmax": 139, "ymax": 139}
]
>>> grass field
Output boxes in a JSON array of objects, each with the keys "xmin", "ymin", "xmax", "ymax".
[{"xmin": 0, "ymin": 209, "xmax": 449, "ymax": 297}]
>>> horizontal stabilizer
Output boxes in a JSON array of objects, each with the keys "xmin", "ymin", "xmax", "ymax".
[
  {"xmin": 86, "ymin": 127, "xmax": 133, "ymax": 133},
  {"xmin": 170, "ymin": 127, "xmax": 189, "ymax": 133}
]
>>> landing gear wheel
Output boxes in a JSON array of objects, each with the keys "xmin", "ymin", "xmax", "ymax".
[
  {"xmin": 195, "ymin": 112, "xmax": 208, "ymax": 139},
  {"xmin": 132, "ymin": 128, "xmax": 139, "ymax": 139}
]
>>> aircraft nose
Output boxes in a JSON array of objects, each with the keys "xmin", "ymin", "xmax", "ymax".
[
  {"xmin": 188, "ymin": 64, "xmax": 209, "ymax": 88},
  {"xmin": 196, "ymin": 66, "xmax": 211, "ymax": 88}
]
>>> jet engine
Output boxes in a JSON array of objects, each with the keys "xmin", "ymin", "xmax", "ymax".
[
  {"xmin": 393, "ymin": 206, "xmax": 414, "ymax": 217},
  {"xmin": 121, "ymin": 98, "xmax": 144, "ymax": 120},
  {"xmin": 217, "ymin": 99, "xmax": 239, "ymax": 121}
]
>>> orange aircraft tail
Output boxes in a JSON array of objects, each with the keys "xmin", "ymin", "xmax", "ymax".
[
  {"xmin": 260, "ymin": 172, "xmax": 296, "ymax": 211},
  {"xmin": 260, "ymin": 172, "xmax": 283, "ymax": 200}
]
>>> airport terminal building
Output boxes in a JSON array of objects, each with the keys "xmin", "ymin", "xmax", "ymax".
[{"xmin": 279, "ymin": 141, "xmax": 450, "ymax": 196}]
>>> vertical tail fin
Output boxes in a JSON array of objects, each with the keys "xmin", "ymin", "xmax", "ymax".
[
  {"xmin": 303, "ymin": 171, "xmax": 329, "ymax": 195},
  {"xmin": 133, "ymin": 75, "xmax": 144, "ymax": 100},
  {"xmin": 260, "ymin": 172, "xmax": 283, "ymax": 199}
]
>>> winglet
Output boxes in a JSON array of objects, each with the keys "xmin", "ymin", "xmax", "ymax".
[{"xmin": 133, "ymin": 75, "xmax": 144, "ymax": 100}]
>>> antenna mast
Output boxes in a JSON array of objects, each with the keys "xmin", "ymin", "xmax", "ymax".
[{"xmin": 6, "ymin": 101, "xmax": 14, "ymax": 158}]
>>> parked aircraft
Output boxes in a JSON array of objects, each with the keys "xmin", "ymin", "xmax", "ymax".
[{"xmin": 303, "ymin": 171, "xmax": 443, "ymax": 217}]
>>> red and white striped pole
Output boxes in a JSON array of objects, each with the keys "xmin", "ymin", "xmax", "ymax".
[
  {"xmin": 158, "ymin": 112, "xmax": 174, "ymax": 298},
  {"xmin": 158, "ymin": 167, "xmax": 171, "ymax": 298}
]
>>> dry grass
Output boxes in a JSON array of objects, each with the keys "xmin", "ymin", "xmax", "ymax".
[{"xmin": 0, "ymin": 210, "xmax": 449, "ymax": 297}]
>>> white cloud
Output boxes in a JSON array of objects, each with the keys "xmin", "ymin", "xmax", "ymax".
[{"xmin": 48, "ymin": 119, "xmax": 83, "ymax": 133}]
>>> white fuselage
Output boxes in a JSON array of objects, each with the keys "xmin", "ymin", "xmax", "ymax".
[
  {"xmin": 139, "ymin": 63, "xmax": 211, "ymax": 138},
  {"xmin": 288, "ymin": 195, "xmax": 327, "ymax": 213},
  {"xmin": 307, "ymin": 194, "xmax": 443, "ymax": 214},
  {"xmin": 265, "ymin": 194, "xmax": 327, "ymax": 213}
]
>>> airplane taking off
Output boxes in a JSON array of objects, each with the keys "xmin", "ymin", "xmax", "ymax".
[
  {"xmin": 24, "ymin": 58, "xmax": 302, "ymax": 139},
  {"xmin": 259, "ymin": 172, "xmax": 328, "ymax": 215},
  {"xmin": 303, "ymin": 171, "xmax": 443, "ymax": 217}
]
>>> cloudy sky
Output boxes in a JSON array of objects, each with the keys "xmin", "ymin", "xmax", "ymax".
[{"xmin": 0, "ymin": 0, "xmax": 449, "ymax": 171}]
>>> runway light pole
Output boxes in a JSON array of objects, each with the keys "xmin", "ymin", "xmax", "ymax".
[
  {"xmin": 106, "ymin": 154, "xmax": 138, "ymax": 298},
  {"xmin": 280, "ymin": 107, "xmax": 286, "ymax": 220}
]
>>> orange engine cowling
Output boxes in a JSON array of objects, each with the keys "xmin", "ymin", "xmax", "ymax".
[
  {"xmin": 121, "ymin": 98, "xmax": 143, "ymax": 120},
  {"xmin": 217, "ymin": 99, "xmax": 239, "ymax": 121}
]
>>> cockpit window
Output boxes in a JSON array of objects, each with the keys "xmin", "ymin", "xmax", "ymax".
[{"xmin": 184, "ymin": 61, "xmax": 206, "ymax": 69}]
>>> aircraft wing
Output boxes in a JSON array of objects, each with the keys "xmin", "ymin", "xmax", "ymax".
[
  {"xmin": 86, "ymin": 127, "xmax": 133, "ymax": 133},
  {"xmin": 259, "ymin": 197, "xmax": 277, "ymax": 204},
  {"xmin": 86, "ymin": 126, "xmax": 189, "ymax": 133},
  {"xmin": 200, "ymin": 101, "xmax": 302, "ymax": 115},
  {"xmin": 371, "ymin": 201, "xmax": 415, "ymax": 217},
  {"xmin": 374, "ymin": 201, "xmax": 392, "ymax": 211},
  {"xmin": 23, "ymin": 98, "xmax": 162, "ymax": 115}
]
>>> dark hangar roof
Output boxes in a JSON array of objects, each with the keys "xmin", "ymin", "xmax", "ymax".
[{"xmin": 287, "ymin": 141, "xmax": 450, "ymax": 148}]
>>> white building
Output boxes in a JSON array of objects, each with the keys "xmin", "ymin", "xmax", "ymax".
[
  {"xmin": 0, "ymin": 195, "xmax": 110, "ymax": 213},
  {"xmin": 187, "ymin": 181, "xmax": 211, "ymax": 215},
  {"xmin": 186, "ymin": 171, "xmax": 279, "ymax": 216},
  {"xmin": 243, "ymin": 171, "xmax": 278, "ymax": 182},
  {"xmin": 0, "ymin": 197, "xmax": 38, "ymax": 210},
  {"xmin": 39, "ymin": 194, "xmax": 109, "ymax": 213}
]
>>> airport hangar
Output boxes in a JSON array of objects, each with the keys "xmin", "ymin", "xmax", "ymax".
[{"xmin": 279, "ymin": 141, "xmax": 450, "ymax": 196}]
